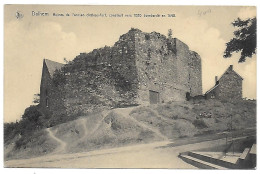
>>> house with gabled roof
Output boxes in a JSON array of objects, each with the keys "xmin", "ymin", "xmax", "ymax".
[{"xmin": 205, "ymin": 65, "xmax": 243, "ymax": 101}]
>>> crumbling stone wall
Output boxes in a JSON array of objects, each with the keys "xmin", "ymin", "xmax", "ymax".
[
  {"xmin": 39, "ymin": 60, "xmax": 66, "ymax": 116},
  {"xmin": 62, "ymin": 66, "xmax": 118, "ymax": 115},
  {"xmin": 133, "ymin": 30, "xmax": 202, "ymax": 104},
  {"xmin": 51, "ymin": 29, "xmax": 140, "ymax": 115},
  {"xmin": 188, "ymin": 51, "xmax": 202, "ymax": 96},
  {"xmin": 42, "ymin": 28, "xmax": 203, "ymax": 116},
  {"xmin": 40, "ymin": 61, "xmax": 51, "ymax": 110}
]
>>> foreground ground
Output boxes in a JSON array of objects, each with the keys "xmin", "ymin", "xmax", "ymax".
[
  {"xmin": 4, "ymin": 99, "xmax": 256, "ymax": 168},
  {"xmin": 5, "ymin": 127, "xmax": 256, "ymax": 168}
]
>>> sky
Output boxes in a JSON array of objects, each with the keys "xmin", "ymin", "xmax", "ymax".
[{"xmin": 4, "ymin": 5, "xmax": 256, "ymax": 123}]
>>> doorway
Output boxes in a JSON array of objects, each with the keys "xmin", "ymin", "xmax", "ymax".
[{"xmin": 149, "ymin": 90, "xmax": 159, "ymax": 104}]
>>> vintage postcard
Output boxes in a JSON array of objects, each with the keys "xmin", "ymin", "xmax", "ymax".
[{"xmin": 4, "ymin": 5, "xmax": 256, "ymax": 169}]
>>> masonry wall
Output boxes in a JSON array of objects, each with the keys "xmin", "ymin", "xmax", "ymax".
[
  {"xmin": 40, "ymin": 61, "xmax": 50, "ymax": 110},
  {"xmin": 205, "ymin": 85, "xmax": 219, "ymax": 99},
  {"xmin": 53, "ymin": 29, "xmax": 140, "ymax": 115},
  {"xmin": 41, "ymin": 28, "xmax": 203, "ymax": 116},
  {"xmin": 218, "ymin": 69, "xmax": 243, "ymax": 101},
  {"xmin": 61, "ymin": 66, "xmax": 122, "ymax": 115},
  {"xmin": 39, "ymin": 60, "xmax": 66, "ymax": 116},
  {"xmin": 134, "ymin": 30, "xmax": 202, "ymax": 104},
  {"xmin": 135, "ymin": 31, "xmax": 177, "ymax": 104},
  {"xmin": 189, "ymin": 51, "xmax": 202, "ymax": 96},
  {"xmin": 175, "ymin": 40, "xmax": 203, "ymax": 97}
]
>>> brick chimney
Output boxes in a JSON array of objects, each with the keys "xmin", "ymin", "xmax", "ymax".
[{"xmin": 229, "ymin": 65, "xmax": 233, "ymax": 70}]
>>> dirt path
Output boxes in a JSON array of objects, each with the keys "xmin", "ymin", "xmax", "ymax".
[
  {"xmin": 113, "ymin": 107, "xmax": 168, "ymax": 140},
  {"xmin": 46, "ymin": 128, "xmax": 67, "ymax": 154},
  {"xmin": 75, "ymin": 110, "xmax": 111, "ymax": 144},
  {"xmin": 89, "ymin": 109, "xmax": 111, "ymax": 135},
  {"xmin": 81, "ymin": 119, "xmax": 88, "ymax": 133},
  {"xmin": 77, "ymin": 118, "xmax": 88, "ymax": 142}
]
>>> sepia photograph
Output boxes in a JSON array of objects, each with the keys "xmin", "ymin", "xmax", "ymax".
[{"xmin": 3, "ymin": 5, "xmax": 256, "ymax": 169}]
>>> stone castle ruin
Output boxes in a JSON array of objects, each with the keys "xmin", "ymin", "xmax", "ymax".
[{"xmin": 39, "ymin": 28, "xmax": 202, "ymax": 116}]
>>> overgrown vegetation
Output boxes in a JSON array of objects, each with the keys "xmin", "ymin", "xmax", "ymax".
[
  {"xmin": 130, "ymin": 99, "xmax": 256, "ymax": 138},
  {"xmin": 4, "ymin": 104, "xmax": 92, "ymax": 150},
  {"xmin": 192, "ymin": 119, "xmax": 208, "ymax": 129},
  {"xmin": 4, "ymin": 106, "xmax": 43, "ymax": 146}
]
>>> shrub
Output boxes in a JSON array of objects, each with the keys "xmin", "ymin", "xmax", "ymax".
[
  {"xmin": 192, "ymin": 119, "xmax": 208, "ymax": 129},
  {"xmin": 5, "ymin": 105, "xmax": 44, "ymax": 144},
  {"xmin": 175, "ymin": 120, "xmax": 197, "ymax": 137},
  {"xmin": 22, "ymin": 105, "xmax": 41, "ymax": 123}
]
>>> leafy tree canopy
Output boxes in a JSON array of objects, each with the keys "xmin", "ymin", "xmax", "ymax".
[{"xmin": 224, "ymin": 17, "xmax": 256, "ymax": 62}]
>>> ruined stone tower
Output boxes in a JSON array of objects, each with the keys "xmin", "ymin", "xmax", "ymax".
[{"xmin": 39, "ymin": 28, "xmax": 202, "ymax": 116}]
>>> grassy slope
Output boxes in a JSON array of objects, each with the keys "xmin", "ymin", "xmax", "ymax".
[
  {"xmin": 5, "ymin": 129, "xmax": 58, "ymax": 160},
  {"xmin": 131, "ymin": 99, "xmax": 256, "ymax": 139},
  {"xmin": 5, "ymin": 99, "xmax": 256, "ymax": 160}
]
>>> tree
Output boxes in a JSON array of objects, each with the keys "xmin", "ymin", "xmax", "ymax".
[
  {"xmin": 224, "ymin": 17, "xmax": 256, "ymax": 63},
  {"xmin": 21, "ymin": 105, "xmax": 41, "ymax": 123}
]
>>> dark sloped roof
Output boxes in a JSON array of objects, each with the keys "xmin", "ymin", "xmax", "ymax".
[
  {"xmin": 205, "ymin": 65, "xmax": 243, "ymax": 95},
  {"xmin": 205, "ymin": 83, "xmax": 219, "ymax": 94},
  {"xmin": 44, "ymin": 59, "xmax": 64, "ymax": 77},
  {"xmin": 218, "ymin": 66, "xmax": 243, "ymax": 81}
]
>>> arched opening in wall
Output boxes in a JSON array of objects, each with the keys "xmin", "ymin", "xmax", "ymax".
[
  {"xmin": 149, "ymin": 90, "xmax": 159, "ymax": 104},
  {"xmin": 186, "ymin": 92, "xmax": 191, "ymax": 101},
  {"xmin": 46, "ymin": 98, "xmax": 49, "ymax": 108}
]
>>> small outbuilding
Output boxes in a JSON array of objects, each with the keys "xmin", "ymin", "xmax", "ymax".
[{"xmin": 205, "ymin": 65, "xmax": 243, "ymax": 101}]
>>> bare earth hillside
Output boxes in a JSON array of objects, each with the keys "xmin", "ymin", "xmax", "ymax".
[{"xmin": 4, "ymin": 99, "xmax": 256, "ymax": 161}]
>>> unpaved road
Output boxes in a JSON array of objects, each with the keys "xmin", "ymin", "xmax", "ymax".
[
  {"xmin": 4, "ymin": 140, "xmax": 192, "ymax": 168},
  {"xmin": 5, "ymin": 127, "xmax": 256, "ymax": 168}
]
